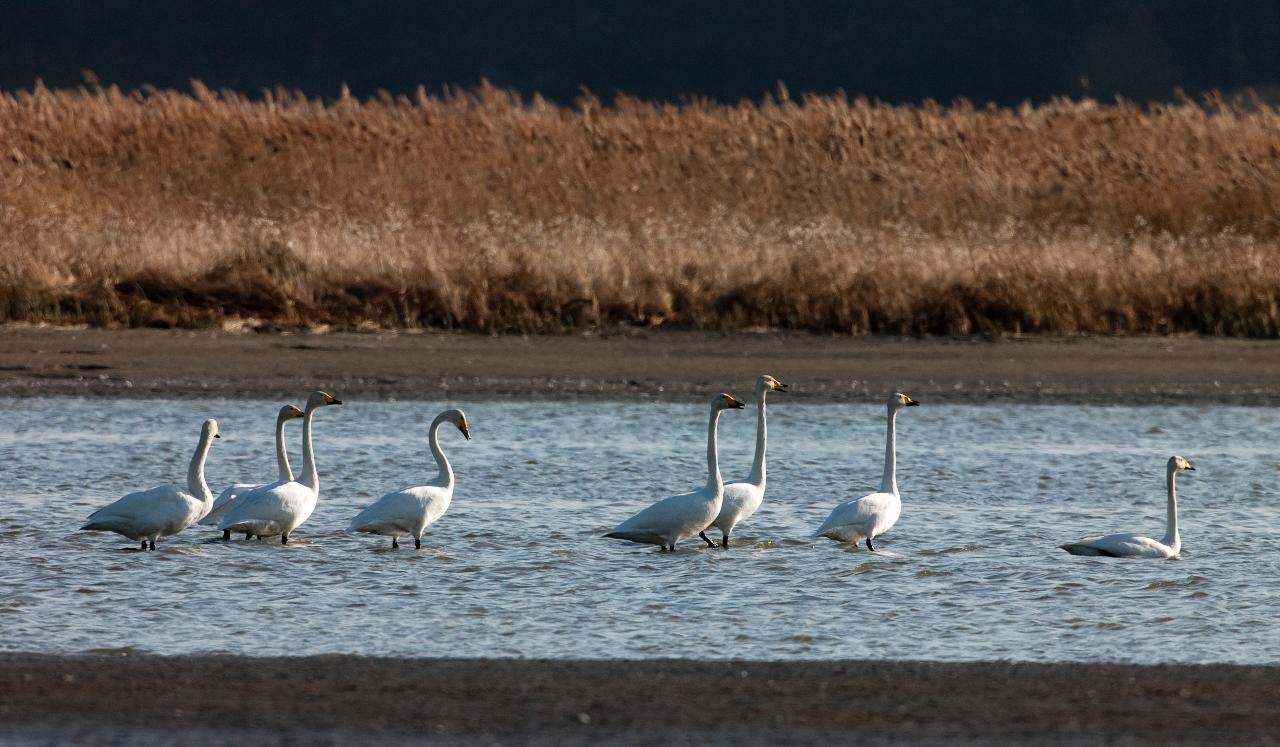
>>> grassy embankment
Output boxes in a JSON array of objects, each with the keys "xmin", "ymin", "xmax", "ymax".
[{"xmin": 2, "ymin": 82, "xmax": 1279, "ymax": 334}]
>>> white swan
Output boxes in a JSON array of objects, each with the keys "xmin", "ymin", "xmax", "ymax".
[
  {"xmin": 1059, "ymin": 456, "xmax": 1195, "ymax": 559},
  {"xmin": 814, "ymin": 392, "xmax": 919, "ymax": 551},
  {"xmin": 348, "ymin": 409, "xmax": 470, "ymax": 549},
  {"xmin": 605, "ymin": 392, "xmax": 745, "ymax": 551},
  {"xmin": 81, "ymin": 419, "xmax": 221, "ymax": 550},
  {"xmin": 199, "ymin": 404, "xmax": 305, "ymax": 538},
  {"xmin": 218, "ymin": 391, "xmax": 342, "ymax": 544},
  {"xmin": 700, "ymin": 374, "xmax": 787, "ymax": 548}
]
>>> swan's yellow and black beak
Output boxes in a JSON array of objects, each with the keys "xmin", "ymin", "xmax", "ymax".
[
  {"xmin": 729, "ymin": 396, "xmax": 746, "ymax": 409},
  {"xmin": 458, "ymin": 420, "xmax": 471, "ymax": 440},
  {"xmin": 773, "ymin": 380, "xmax": 789, "ymax": 393},
  {"xmin": 290, "ymin": 406, "xmax": 305, "ymax": 418},
  {"xmin": 905, "ymin": 396, "xmax": 920, "ymax": 406},
  {"xmin": 214, "ymin": 433, "xmax": 221, "ymax": 438}
]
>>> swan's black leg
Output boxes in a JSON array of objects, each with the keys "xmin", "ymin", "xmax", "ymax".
[
  {"xmin": 414, "ymin": 537, "xmax": 421, "ymax": 549},
  {"xmin": 222, "ymin": 529, "xmax": 231, "ymax": 541},
  {"xmin": 281, "ymin": 534, "xmax": 288, "ymax": 545},
  {"xmin": 699, "ymin": 532, "xmax": 716, "ymax": 548},
  {"xmin": 392, "ymin": 537, "xmax": 399, "ymax": 549},
  {"xmin": 722, "ymin": 533, "xmax": 730, "ymax": 549},
  {"xmin": 140, "ymin": 540, "xmax": 147, "ymax": 551},
  {"xmin": 148, "ymin": 540, "xmax": 156, "ymax": 551},
  {"xmin": 866, "ymin": 536, "xmax": 876, "ymax": 552}
]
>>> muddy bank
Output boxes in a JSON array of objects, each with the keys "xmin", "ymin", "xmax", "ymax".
[
  {"xmin": 0, "ymin": 654, "xmax": 1276, "ymax": 745},
  {"xmin": 2, "ymin": 326, "xmax": 1279, "ymax": 404}
]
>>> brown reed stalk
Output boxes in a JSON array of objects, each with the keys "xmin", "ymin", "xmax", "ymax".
[{"xmin": 2, "ymin": 81, "xmax": 1279, "ymax": 334}]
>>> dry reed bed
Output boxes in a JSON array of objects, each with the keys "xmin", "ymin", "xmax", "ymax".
[{"xmin": 2, "ymin": 82, "xmax": 1279, "ymax": 334}]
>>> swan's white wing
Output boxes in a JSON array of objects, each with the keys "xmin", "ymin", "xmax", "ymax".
[
  {"xmin": 198, "ymin": 483, "xmax": 255, "ymax": 525},
  {"xmin": 815, "ymin": 491, "xmax": 900, "ymax": 540},
  {"xmin": 1060, "ymin": 532, "xmax": 1173, "ymax": 559},
  {"xmin": 217, "ymin": 480, "xmax": 315, "ymax": 536},
  {"xmin": 712, "ymin": 480, "xmax": 764, "ymax": 531},
  {"xmin": 607, "ymin": 487, "xmax": 719, "ymax": 544},
  {"xmin": 348, "ymin": 486, "xmax": 452, "ymax": 536},
  {"xmin": 83, "ymin": 484, "xmax": 201, "ymax": 538}
]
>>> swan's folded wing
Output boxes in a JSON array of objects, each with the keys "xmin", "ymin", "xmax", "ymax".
[
  {"xmin": 87, "ymin": 484, "xmax": 185, "ymax": 522},
  {"xmin": 349, "ymin": 489, "xmax": 431, "ymax": 533},
  {"xmin": 815, "ymin": 492, "xmax": 891, "ymax": 536},
  {"xmin": 198, "ymin": 483, "xmax": 254, "ymax": 525},
  {"xmin": 218, "ymin": 481, "xmax": 310, "ymax": 530},
  {"xmin": 1066, "ymin": 532, "xmax": 1166, "ymax": 558},
  {"xmin": 609, "ymin": 489, "xmax": 702, "ymax": 534}
]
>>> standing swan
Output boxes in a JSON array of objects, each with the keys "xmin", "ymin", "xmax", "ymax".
[
  {"xmin": 814, "ymin": 392, "xmax": 919, "ymax": 550},
  {"xmin": 218, "ymin": 391, "xmax": 342, "ymax": 544},
  {"xmin": 348, "ymin": 409, "xmax": 471, "ymax": 549},
  {"xmin": 700, "ymin": 374, "xmax": 788, "ymax": 548},
  {"xmin": 81, "ymin": 419, "xmax": 221, "ymax": 550},
  {"xmin": 1059, "ymin": 456, "xmax": 1195, "ymax": 559},
  {"xmin": 199, "ymin": 404, "xmax": 305, "ymax": 538},
  {"xmin": 605, "ymin": 393, "xmax": 745, "ymax": 551}
]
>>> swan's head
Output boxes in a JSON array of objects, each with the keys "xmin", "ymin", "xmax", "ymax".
[
  {"xmin": 714, "ymin": 393, "xmax": 747, "ymax": 411},
  {"xmin": 756, "ymin": 374, "xmax": 788, "ymax": 394},
  {"xmin": 1169, "ymin": 455, "xmax": 1195, "ymax": 473},
  {"xmin": 890, "ymin": 392, "xmax": 919, "ymax": 410},
  {"xmin": 306, "ymin": 390, "xmax": 343, "ymax": 409},
  {"xmin": 451, "ymin": 409, "xmax": 471, "ymax": 440},
  {"xmin": 202, "ymin": 419, "xmax": 221, "ymax": 440},
  {"xmin": 278, "ymin": 404, "xmax": 306, "ymax": 421}
]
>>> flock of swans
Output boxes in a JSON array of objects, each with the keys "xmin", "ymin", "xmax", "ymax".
[{"xmin": 79, "ymin": 376, "xmax": 1194, "ymax": 559}]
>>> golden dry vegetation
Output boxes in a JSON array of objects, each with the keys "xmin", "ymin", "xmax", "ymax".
[{"xmin": 2, "ymin": 82, "xmax": 1279, "ymax": 334}]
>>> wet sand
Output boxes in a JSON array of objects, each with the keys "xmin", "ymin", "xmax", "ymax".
[
  {"xmin": 0, "ymin": 654, "xmax": 1276, "ymax": 745},
  {"xmin": 3, "ymin": 326, "xmax": 1280, "ymax": 403}
]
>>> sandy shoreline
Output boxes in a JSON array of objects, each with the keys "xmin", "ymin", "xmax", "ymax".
[
  {"xmin": 0, "ymin": 654, "xmax": 1276, "ymax": 745},
  {"xmin": 3, "ymin": 326, "xmax": 1280, "ymax": 404}
]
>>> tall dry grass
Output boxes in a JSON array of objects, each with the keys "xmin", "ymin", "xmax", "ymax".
[{"xmin": 2, "ymin": 81, "xmax": 1280, "ymax": 334}]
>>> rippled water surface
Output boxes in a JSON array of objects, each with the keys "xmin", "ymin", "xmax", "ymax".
[{"xmin": 1, "ymin": 397, "xmax": 1278, "ymax": 663}]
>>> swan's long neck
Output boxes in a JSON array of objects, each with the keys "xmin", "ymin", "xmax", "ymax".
[
  {"xmin": 299, "ymin": 405, "xmax": 320, "ymax": 493},
  {"xmin": 748, "ymin": 386, "xmax": 769, "ymax": 489},
  {"xmin": 705, "ymin": 406, "xmax": 725, "ymax": 498},
  {"xmin": 879, "ymin": 405, "xmax": 900, "ymax": 495},
  {"xmin": 429, "ymin": 414, "xmax": 455, "ymax": 491},
  {"xmin": 274, "ymin": 415, "xmax": 294, "ymax": 482},
  {"xmin": 186, "ymin": 431, "xmax": 216, "ymax": 503},
  {"xmin": 1163, "ymin": 466, "xmax": 1180, "ymax": 551}
]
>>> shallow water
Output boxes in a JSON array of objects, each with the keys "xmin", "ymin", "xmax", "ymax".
[{"xmin": 1, "ymin": 397, "xmax": 1278, "ymax": 663}]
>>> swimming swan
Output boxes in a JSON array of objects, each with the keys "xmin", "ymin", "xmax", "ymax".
[
  {"xmin": 1059, "ymin": 456, "xmax": 1195, "ymax": 559},
  {"xmin": 700, "ymin": 374, "xmax": 788, "ymax": 548},
  {"xmin": 81, "ymin": 419, "xmax": 221, "ymax": 550},
  {"xmin": 347, "ymin": 409, "xmax": 470, "ymax": 549},
  {"xmin": 814, "ymin": 392, "xmax": 919, "ymax": 551},
  {"xmin": 605, "ymin": 393, "xmax": 745, "ymax": 551},
  {"xmin": 218, "ymin": 391, "xmax": 342, "ymax": 544},
  {"xmin": 199, "ymin": 404, "xmax": 305, "ymax": 538}
]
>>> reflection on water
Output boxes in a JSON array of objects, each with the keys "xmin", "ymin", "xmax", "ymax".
[{"xmin": 0, "ymin": 397, "xmax": 1278, "ymax": 663}]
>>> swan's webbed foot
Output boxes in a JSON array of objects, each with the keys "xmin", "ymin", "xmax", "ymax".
[
  {"xmin": 699, "ymin": 532, "xmax": 716, "ymax": 548},
  {"xmin": 391, "ymin": 537, "xmax": 399, "ymax": 549},
  {"xmin": 865, "ymin": 536, "xmax": 876, "ymax": 552},
  {"xmin": 222, "ymin": 529, "xmax": 231, "ymax": 541},
  {"xmin": 281, "ymin": 534, "xmax": 289, "ymax": 545},
  {"xmin": 414, "ymin": 537, "xmax": 421, "ymax": 549}
]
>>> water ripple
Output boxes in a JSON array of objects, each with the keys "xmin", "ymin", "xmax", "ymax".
[{"xmin": 1, "ymin": 398, "xmax": 1278, "ymax": 663}]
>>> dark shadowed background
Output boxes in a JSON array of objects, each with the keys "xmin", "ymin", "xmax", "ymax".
[{"xmin": 3, "ymin": 0, "xmax": 1279, "ymax": 102}]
